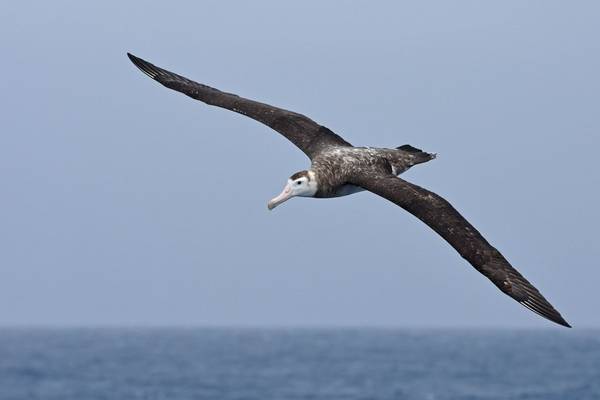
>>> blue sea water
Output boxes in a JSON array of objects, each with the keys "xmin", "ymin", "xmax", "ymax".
[{"xmin": 0, "ymin": 328, "xmax": 598, "ymax": 400}]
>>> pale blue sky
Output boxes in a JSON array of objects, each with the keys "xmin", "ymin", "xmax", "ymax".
[{"xmin": 1, "ymin": 1, "xmax": 598, "ymax": 328}]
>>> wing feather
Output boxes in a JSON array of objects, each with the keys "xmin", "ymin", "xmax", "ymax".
[
  {"xmin": 127, "ymin": 53, "xmax": 351, "ymax": 158},
  {"xmin": 350, "ymin": 172, "xmax": 570, "ymax": 327}
]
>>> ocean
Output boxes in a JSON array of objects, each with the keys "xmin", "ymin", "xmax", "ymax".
[{"xmin": 0, "ymin": 328, "xmax": 598, "ymax": 400}]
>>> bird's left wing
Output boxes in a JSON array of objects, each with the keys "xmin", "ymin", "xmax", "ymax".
[
  {"xmin": 349, "ymin": 171, "xmax": 570, "ymax": 327},
  {"xmin": 127, "ymin": 53, "xmax": 351, "ymax": 159}
]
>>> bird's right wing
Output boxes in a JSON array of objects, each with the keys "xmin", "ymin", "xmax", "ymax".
[
  {"xmin": 349, "ymin": 171, "xmax": 570, "ymax": 327},
  {"xmin": 127, "ymin": 53, "xmax": 351, "ymax": 159}
]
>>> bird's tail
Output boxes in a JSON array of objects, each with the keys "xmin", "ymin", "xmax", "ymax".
[{"xmin": 397, "ymin": 144, "xmax": 437, "ymax": 165}]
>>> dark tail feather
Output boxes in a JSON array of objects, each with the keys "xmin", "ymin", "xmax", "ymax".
[
  {"xmin": 397, "ymin": 144, "xmax": 423, "ymax": 153},
  {"xmin": 397, "ymin": 144, "xmax": 437, "ymax": 164}
]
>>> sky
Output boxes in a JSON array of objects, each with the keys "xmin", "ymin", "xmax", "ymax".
[{"xmin": 1, "ymin": 1, "xmax": 598, "ymax": 328}]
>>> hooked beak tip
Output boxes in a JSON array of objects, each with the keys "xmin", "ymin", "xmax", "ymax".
[{"xmin": 268, "ymin": 184, "xmax": 293, "ymax": 211}]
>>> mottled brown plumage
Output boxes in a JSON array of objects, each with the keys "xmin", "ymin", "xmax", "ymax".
[{"xmin": 127, "ymin": 53, "xmax": 570, "ymax": 327}]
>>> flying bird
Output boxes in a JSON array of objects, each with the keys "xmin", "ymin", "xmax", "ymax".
[{"xmin": 127, "ymin": 53, "xmax": 570, "ymax": 327}]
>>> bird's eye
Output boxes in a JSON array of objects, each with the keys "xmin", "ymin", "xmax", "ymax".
[{"xmin": 296, "ymin": 181, "xmax": 302, "ymax": 185}]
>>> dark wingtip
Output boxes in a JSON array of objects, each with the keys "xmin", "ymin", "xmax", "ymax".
[
  {"xmin": 550, "ymin": 314, "xmax": 572, "ymax": 328},
  {"xmin": 557, "ymin": 317, "xmax": 572, "ymax": 328},
  {"xmin": 126, "ymin": 52, "xmax": 145, "ymax": 70},
  {"xmin": 543, "ymin": 308, "xmax": 572, "ymax": 328},
  {"xmin": 127, "ymin": 52, "xmax": 142, "ymax": 65},
  {"xmin": 126, "ymin": 52, "xmax": 160, "ymax": 80},
  {"xmin": 519, "ymin": 298, "xmax": 572, "ymax": 328}
]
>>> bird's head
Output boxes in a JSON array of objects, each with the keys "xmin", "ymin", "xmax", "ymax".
[{"xmin": 267, "ymin": 170, "xmax": 318, "ymax": 210}]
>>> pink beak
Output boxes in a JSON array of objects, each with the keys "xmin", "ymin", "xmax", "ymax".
[{"xmin": 267, "ymin": 183, "xmax": 293, "ymax": 210}]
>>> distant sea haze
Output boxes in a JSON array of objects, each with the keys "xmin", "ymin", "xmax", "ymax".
[{"xmin": 0, "ymin": 328, "xmax": 598, "ymax": 400}]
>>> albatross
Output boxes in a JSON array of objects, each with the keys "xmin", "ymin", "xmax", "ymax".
[{"xmin": 127, "ymin": 53, "xmax": 570, "ymax": 328}]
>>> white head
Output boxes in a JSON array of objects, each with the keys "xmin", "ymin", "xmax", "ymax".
[{"xmin": 267, "ymin": 170, "xmax": 318, "ymax": 210}]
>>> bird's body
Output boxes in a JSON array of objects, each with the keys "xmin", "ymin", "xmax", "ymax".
[
  {"xmin": 127, "ymin": 53, "xmax": 570, "ymax": 327},
  {"xmin": 310, "ymin": 146, "xmax": 435, "ymax": 198}
]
